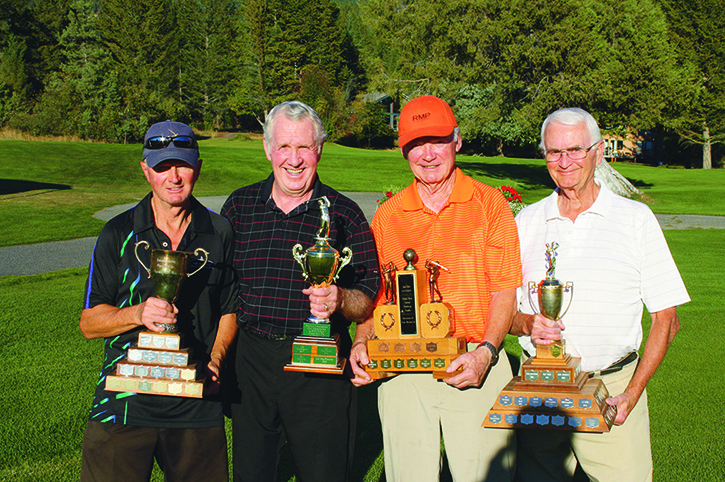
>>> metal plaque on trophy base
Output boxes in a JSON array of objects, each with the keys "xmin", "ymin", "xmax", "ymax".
[
  {"xmin": 284, "ymin": 197, "xmax": 352, "ymax": 375},
  {"xmin": 365, "ymin": 251, "xmax": 466, "ymax": 380},
  {"xmin": 105, "ymin": 331, "xmax": 207, "ymax": 399},
  {"xmin": 484, "ymin": 242, "xmax": 616, "ymax": 432},
  {"xmin": 482, "ymin": 377, "xmax": 617, "ymax": 433}
]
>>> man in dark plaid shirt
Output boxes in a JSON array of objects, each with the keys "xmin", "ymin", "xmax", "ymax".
[{"xmin": 221, "ymin": 101, "xmax": 380, "ymax": 482}]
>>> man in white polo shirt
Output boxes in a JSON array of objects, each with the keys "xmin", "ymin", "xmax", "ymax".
[{"xmin": 510, "ymin": 108, "xmax": 689, "ymax": 482}]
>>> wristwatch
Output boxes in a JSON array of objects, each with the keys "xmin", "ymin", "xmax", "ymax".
[{"xmin": 477, "ymin": 341, "xmax": 499, "ymax": 366}]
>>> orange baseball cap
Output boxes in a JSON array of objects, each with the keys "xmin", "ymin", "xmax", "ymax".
[{"xmin": 398, "ymin": 95, "xmax": 457, "ymax": 148}]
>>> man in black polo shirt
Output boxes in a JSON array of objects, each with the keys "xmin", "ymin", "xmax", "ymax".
[
  {"xmin": 79, "ymin": 121, "xmax": 238, "ymax": 481},
  {"xmin": 222, "ymin": 101, "xmax": 380, "ymax": 482}
]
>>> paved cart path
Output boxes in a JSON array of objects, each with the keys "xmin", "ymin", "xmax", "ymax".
[{"xmin": 1, "ymin": 193, "xmax": 723, "ymax": 277}]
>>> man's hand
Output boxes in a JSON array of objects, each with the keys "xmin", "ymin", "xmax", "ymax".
[
  {"xmin": 205, "ymin": 357, "xmax": 223, "ymax": 395},
  {"xmin": 530, "ymin": 313, "xmax": 565, "ymax": 346},
  {"xmin": 303, "ymin": 285, "xmax": 339, "ymax": 319},
  {"xmin": 445, "ymin": 347, "xmax": 492, "ymax": 389},
  {"xmin": 606, "ymin": 390, "xmax": 639, "ymax": 425},
  {"xmin": 349, "ymin": 341, "xmax": 374, "ymax": 387},
  {"xmin": 137, "ymin": 297, "xmax": 178, "ymax": 332}
]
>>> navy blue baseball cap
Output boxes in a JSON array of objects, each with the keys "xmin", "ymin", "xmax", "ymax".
[{"xmin": 142, "ymin": 120, "xmax": 200, "ymax": 168}]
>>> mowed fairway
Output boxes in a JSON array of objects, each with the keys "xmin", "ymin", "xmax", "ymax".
[{"xmin": 0, "ymin": 137, "xmax": 723, "ymax": 481}]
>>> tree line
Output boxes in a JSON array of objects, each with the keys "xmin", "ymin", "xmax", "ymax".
[{"xmin": 0, "ymin": 0, "xmax": 722, "ymax": 167}]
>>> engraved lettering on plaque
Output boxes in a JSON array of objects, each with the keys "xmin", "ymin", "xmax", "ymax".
[{"xmin": 397, "ymin": 272, "xmax": 418, "ymax": 335}]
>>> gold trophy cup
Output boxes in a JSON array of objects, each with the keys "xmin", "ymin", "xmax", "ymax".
[
  {"xmin": 135, "ymin": 241, "xmax": 209, "ymax": 333},
  {"xmin": 527, "ymin": 242, "xmax": 573, "ymax": 360},
  {"xmin": 483, "ymin": 241, "xmax": 617, "ymax": 432},
  {"xmin": 103, "ymin": 242, "xmax": 211, "ymax": 398},
  {"xmin": 285, "ymin": 196, "xmax": 352, "ymax": 374}
]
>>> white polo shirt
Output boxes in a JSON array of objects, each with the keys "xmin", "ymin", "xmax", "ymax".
[{"xmin": 516, "ymin": 181, "xmax": 690, "ymax": 372}]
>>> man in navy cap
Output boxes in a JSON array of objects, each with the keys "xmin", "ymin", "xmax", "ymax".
[{"xmin": 79, "ymin": 121, "xmax": 238, "ymax": 481}]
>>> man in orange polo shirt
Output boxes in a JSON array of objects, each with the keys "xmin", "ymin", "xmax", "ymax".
[{"xmin": 349, "ymin": 95, "xmax": 522, "ymax": 481}]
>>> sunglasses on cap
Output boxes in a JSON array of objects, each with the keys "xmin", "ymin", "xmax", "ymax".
[{"xmin": 143, "ymin": 135, "xmax": 198, "ymax": 149}]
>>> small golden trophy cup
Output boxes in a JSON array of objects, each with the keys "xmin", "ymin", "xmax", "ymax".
[
  {"xmin": 103, "ymin": 242, "xmax": 211, "ymax": 398},
  {"xmin": 285, "ymin": 196, "xmax": 352, "ymax": 374},
  {"xmin": 483, "ymin": 242, "xmax": 617, "ymax": 433},
  {"xmin": 527, "ymin": 242, "xmax": 573, "ymax": 361},
  {"xmin": 134, "ymin": 241, "xmax": 209, "ymax": 333}
]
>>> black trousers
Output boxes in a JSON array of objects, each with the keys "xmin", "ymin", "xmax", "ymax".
[
  {"xmin": 80, "ymin": 422, "xmax": 227, "ymax": 482},
  {"xmin": 231, "ymin": 329, "xmax": 356, "ymax": 482}
]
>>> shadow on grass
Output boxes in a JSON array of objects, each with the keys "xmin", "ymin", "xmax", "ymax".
[
  {"xmin": 628, "ymin": 178, "xmax": 655, "ymax": 189},
  {"xmin": 0, "ymin": 179, "xmax": 71, "ymax": 195},
  {"xmin": 456, "ymin": 161, "xmax": 555, "ymax": 189}
]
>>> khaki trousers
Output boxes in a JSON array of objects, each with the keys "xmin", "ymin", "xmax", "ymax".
[
  {"xmin": 378, "ymin": 345, "xmax": 516, "ymax": 482},
  {"xmin": 515, "ymin": 361, "xmax": 652, "ymax": 482}
]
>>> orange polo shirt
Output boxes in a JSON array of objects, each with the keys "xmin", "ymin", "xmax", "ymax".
[{"xmin": 371, "ymin": 168, "xmax": 522, "ymax": 342}]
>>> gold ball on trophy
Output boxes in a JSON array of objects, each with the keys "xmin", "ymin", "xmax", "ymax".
[{"xmin": 403, "ymin": 248, "xmax": 417, "ymax": 270}]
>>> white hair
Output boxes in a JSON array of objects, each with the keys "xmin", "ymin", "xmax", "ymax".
[
  {"xmin": 264, "ymin": 101, "xmax": 326, "ymax": 149},
  {"xmin": 540, "ymin": 108, "xmax": 601, "ymax": 150}
]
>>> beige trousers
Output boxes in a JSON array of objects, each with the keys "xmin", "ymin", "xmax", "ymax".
[
  {"xmin": 515, "ymin": 361, "xmax": 652, "ymax": 482},
  {"xmin": 378, "ymin": 345, "xmax": 516, "ymax": 482}
]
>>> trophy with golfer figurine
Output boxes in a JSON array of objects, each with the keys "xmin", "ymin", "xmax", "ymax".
[
  {"xmin": 284, "ymin": 196, "xmax": 353, "ymax": 374},
  {"xmin": 364, "ymin": 249, "xmax": 467, "ymax": 380},
  {"xmin": 483, "ymin": 242, "xmax": 617, "ymax": 432},
  {"xmin": 104, "ymin": 242, "xmax": 210, "ymax": 398}
]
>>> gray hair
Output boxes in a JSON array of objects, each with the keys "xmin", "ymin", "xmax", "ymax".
[
  {"xmin": 264, "ymin": 101, "xmax": 326, "ymax": 149},
  {"xmin": 539, "ymin": 108, "xmax": 601, "ymax": 150}
]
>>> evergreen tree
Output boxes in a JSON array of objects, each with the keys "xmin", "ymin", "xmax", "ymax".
[
  {"xmin": 97, "ymin": 0, "xmax": 177, "ymax": 141},
  {"xmin": 173, "ymin": 0, "xmax": 240, "ymax": 130},
  {"xmin": 357, "ymin": 0, "xmax": 690, "ymax": 156},
  {"xmin": 31, "ymin": 0, "xmax": 122, "ymax": 140},
  {"xmin": 232, "ymin": 0, "xmax": 355, "ymax": 132},
  {"xmin": 658, "ymin": 0, "xmax": 725, "ymax": 168}
]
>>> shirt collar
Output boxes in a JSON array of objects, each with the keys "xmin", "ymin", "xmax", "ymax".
[
  {"xmin": 260, "ymin": 172, "xmax": 323, "ymax": 216},
  {"xmin": 544, "ymin": 179, "xmax": 611, "ymax": 222},
  {"xmin": 133, "ymin": 192, "xmax": 213, "ymax": 236},
  {"xmin": 401, "ymin": 167, "xmax": 473, "ymax": 212}
]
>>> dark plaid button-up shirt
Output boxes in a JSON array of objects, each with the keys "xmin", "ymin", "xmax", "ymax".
[{"xmin": 221, "ymin": 174, "xmax": 380, "ymax": 337}]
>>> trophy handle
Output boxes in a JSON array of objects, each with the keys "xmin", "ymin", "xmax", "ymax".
[
  {"xmin": 527, "ymin": 281, "xmax": 540, "ymax": 314},
  {"xmin": 292, "ymin": 244, "xmax": 310, "ymax": 282},
  {"xmin": 187, "ymin": 248, "xmax": 209, "ymax": 277},
  {"xmin": 134, "ymin": 241, "xmax": 152, "ymax": 278},
  {"xmin": 333, "ymin": 247, "xmax": 353, "ymax": 282},
  {"xmin": 557, "ymin": 282, "xmax": 574, "ymax": 320}
]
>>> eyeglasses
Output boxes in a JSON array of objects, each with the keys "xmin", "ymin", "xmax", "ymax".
[
  {"xmin": 543, "ymin": 142, "xmax": 600, "ymax": 162},
  {"xmin": 143, "ymin": 135, "xmax": 197, "ymax": 150}
]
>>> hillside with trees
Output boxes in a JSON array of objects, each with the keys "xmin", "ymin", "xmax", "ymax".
[{"xmin": 0, "ymin": 0, "xmax": 722, "ymax": 166}]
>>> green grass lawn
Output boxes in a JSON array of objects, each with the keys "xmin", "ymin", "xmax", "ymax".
[
  {"xmin": 0, "ymin": 138, "xmax": 723, "ymax": 481},
  {"xmin": 0, "ymin": 234, "xmax": 722, "ymax": 481},
  {"xmin": 1, "ymin": 137, "xmax": 724, "ymax": 247}
]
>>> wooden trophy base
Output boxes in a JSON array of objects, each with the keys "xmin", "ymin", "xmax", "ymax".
[
  {"xmin": 105, "ymin": 332, "xmax": 205, "ymax": 399},
  {"xmin": 364, "ymin": 336, "xmax": 467, "ymax": 380},
  {"xmin": 483, "ymin": 345, "xmax": 616, "ymax": 433},
  {"xmin": 284, "ymin": 323, "xmax": 346, "ymax": 375},
  {"xmin": 482, "ymin": 377, "xmax": 616, "ymax": 432}
]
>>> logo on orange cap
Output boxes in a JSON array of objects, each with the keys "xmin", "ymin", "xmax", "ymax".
[{"xmin": 398, "ymin": 96, "xmax": 457, "ymax": 149}]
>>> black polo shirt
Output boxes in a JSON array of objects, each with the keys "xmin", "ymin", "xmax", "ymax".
[
  {"xmin": 82, "ymin": 193, "xmax": 237, "ymax": 428},
  {"xmin": 221, "ymin": 174, "xmax": 380, "ymax": 337}
]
